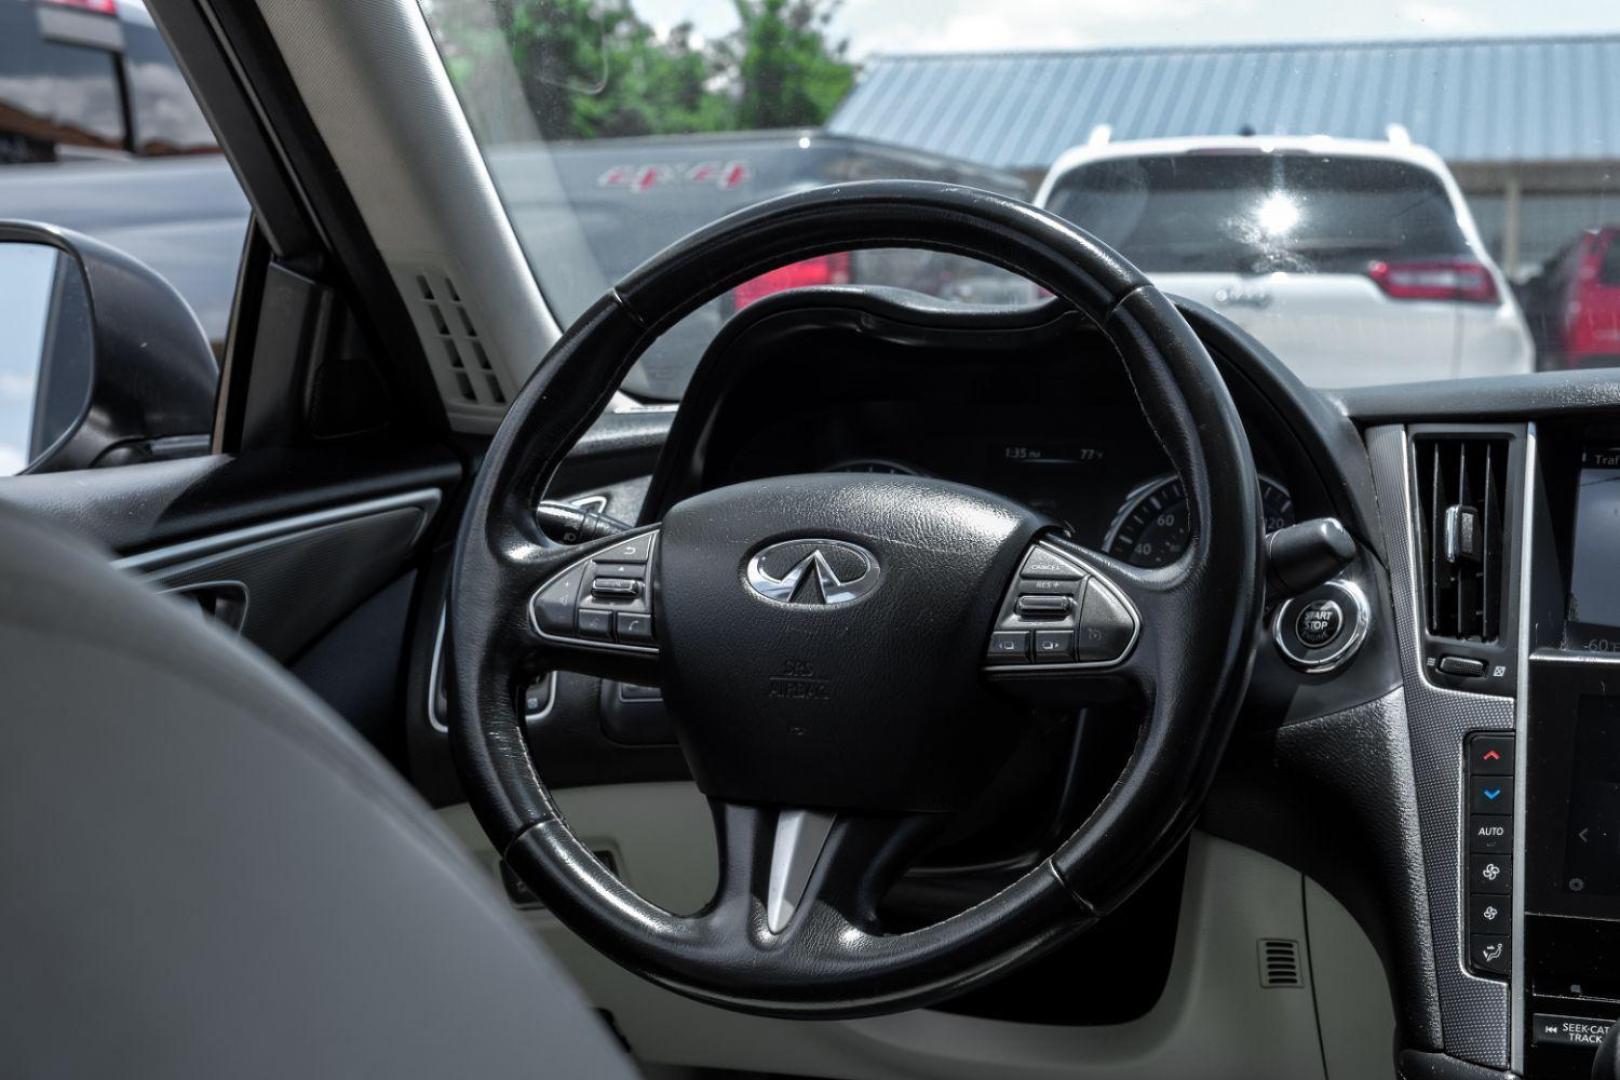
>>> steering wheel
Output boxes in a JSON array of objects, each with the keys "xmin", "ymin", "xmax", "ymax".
[{"xmin": 447, "ymin": 181, "xmax": 1263, "ymax": 1018}]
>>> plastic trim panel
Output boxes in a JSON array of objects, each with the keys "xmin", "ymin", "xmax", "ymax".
[
  {"xmin": 1367, "ymin": 423, "xmax": 1514, "ymax": 1068},
  {"xmin": 114, "ymin": 489, "xmax": 441, "ymax": 573}
]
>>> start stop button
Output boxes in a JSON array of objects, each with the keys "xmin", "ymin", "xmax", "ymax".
[
  {"xmin": 1274, "ymin": 579, "xmax": 1370, "ymax": 674},
  {"xmin": 1296, "ymin": 599, "xmax": 1343, "ymax": 647}
]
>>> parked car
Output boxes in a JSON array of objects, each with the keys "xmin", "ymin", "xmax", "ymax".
[
  {"xmin": 485, "ymin": 131, "xmax": 1033, "ymax": 399},
  {"xmin": 1518, "ymin": 226, "xmax": 1620, "ymax": 369},
  {"xmin": 1035, "ymin": 135, "xmax": 1535, "ymax": 387},
  {"xmin": 2, "ymin": 2, "xmax": 1031, "ymax": 383},
  {"xmin": 0, "ymin": 0, "xmax": 218, "ymax": 165},
  {"xmin": 0, "ymin": 0, "xmax": 248, "ymax": 350}
]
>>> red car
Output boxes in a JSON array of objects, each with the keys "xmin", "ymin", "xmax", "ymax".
[{"xmin": 1529, "ymin": 226, "xmax": 1620, "ymax": 368}]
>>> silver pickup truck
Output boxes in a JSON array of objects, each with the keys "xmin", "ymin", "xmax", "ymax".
[{"xmin": 1, "ymin": 0, "xmax": 1027, "ymax": 402}]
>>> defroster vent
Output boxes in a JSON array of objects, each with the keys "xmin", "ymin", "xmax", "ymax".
[{"xmin": 1413, "ymin": 435, "xmax": 1508, "ymax": 642}]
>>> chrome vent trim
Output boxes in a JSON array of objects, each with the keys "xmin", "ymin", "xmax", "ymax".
[{"xmin": 1413, "ymin": 435, "xmax": 1509, "ymax": 642}]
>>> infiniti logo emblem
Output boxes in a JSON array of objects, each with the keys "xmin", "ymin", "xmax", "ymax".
[{"xmin": 745, "ymin": 539, "xmax": 880, "ymax": 606}]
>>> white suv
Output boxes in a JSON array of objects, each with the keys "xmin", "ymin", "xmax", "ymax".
[{"xmin": 1035, "ymin": 135, "xmax": 1534, "ymax": 387}]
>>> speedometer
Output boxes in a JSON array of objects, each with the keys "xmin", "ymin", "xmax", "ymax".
[{"xmin": 1103, "ymin": 475, "xmax": 1295, "ymax": 568}]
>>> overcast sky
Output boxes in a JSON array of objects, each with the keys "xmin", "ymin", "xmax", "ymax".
[{"xmin": 634, "ymin": 0, "xmax": 1620, "ymax": 57}]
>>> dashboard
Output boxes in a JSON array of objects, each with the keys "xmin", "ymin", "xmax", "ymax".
[
  {"xmin": 512, "ymin": 287, "xmax": 1620, "ymax": 1076},
  {"xmin": 642, "ymin": 292, "xmax": 1324, "ymax": 574}
]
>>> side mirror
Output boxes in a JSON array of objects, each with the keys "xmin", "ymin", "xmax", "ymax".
[{"xmin": 0, "ymin": 221, "xmax": 218, "ymax": 475}]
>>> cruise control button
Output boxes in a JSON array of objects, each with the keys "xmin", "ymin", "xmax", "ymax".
[
  {"xmin": 531, "ymin": 563, "xmax": 587, "ymax": 634},
  {"xmin": 1469, "ymin": 816, "xmax": 1512, "ymax": 854},
  {"xmin": 1471, "ymin": 853, "xmax": 1512, "ymax": 895},
  {"xmin": 590, "ymin": 577, "xmax": 643, "ymax": 600},
  {"xmin": 1471, "ymin": 777, "xmax": 1514, "ymax": 814},
  {"xmin": 1033, "ymin": 630, "xmax": 1074, "ymax": 661},
  {"xmin": 1015, "ymin": 594, "xmax": 1072, "ymax": 618},
  {"xmin": 1018, "ymin": 576, "xmax": 1084, "ymax": 596},
  {"xmin": 576, "ymin": 609, "xmax": 613, "ymax": 639},
  {"xmin": 987, "ymin": 631, "xmax": 1030, "ymax": 662},
  {"xmin": 614, "ymin": 612, "xmax": 654, "ymax": 643},
  {"xmin": 1470, "ymin": 893, "xmax": 1508, "ymax": 933},
  {"xmin": 1469, "ymin": 933, "xmax": 1510, "ymax": 976},
  {"xmin": 1020, "ymin": 547, "xmax": 1084, "ymax": 580},
  {"xmin": 1075, "ymin": 583, "xmax": 1135, "ymax": 661},
  {"xmin": 1295, "ymin": 599, "xmax": 1343, "ymax": 647},
  {"xmin": 591, "ymin": 561, "xmax": 647, "ymax": 580}
]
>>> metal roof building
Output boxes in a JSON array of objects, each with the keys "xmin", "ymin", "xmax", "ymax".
[
  {"xmin": 828, "ymin": 35, "xmax": 1620, "ymax": 172},
  {"xmin": 826, "ymin": 35, "xmax": 1620, "ymax": 275}
]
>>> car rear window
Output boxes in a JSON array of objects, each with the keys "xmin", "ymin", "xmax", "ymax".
[
  {"xmin": 1599, "ymin": 236, "xmax": 1620, "ymax": 286},
  {"xmin": 1045, "ymin": 153, "xmax": 1472, "ymax": 275}
]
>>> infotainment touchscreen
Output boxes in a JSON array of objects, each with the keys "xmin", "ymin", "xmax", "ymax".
[
  {"xmin": 1566, "ymin": 446, "xmax": 1620, "ymax": 648},
  {"xmin": 1563, "ymin": 696, "xmax": 1620, "ymax": 897}
]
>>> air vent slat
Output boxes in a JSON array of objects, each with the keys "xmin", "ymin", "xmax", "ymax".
[
  {"xmin": 1483, "ymin": 447, "xmax": 1498, "ymax": 639},
  {"xmin": 1429, "ymin": 443, "xmax": 1445, "ymax": 635},
  {"xmin": 1456, "ymin": 442, "xmax": 1472, "ymax": 636},
  {"xmin": 1413, "ymin": 435, "xmax": 1509, "ymax": 643}
]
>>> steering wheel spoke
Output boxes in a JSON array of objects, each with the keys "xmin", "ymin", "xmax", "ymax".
[
  {"xmin": 982, "ymin": 534, "xmax": 1160, "ymax": 705},
  {"xmin": 521, "ymin": 525, "xmax": 663, "ymax": 684},
  {"xmin": 707, "ymin": 801, "xmax": 939, "ymax": 942}
]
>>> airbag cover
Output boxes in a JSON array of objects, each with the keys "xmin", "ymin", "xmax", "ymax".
[{"xmin": 657, "ymin": 473, "xmax": 1043, "ymax": 812}]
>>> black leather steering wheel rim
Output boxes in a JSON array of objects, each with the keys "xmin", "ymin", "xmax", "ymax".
[{"xmin": 447, "ymin": 180, "xmax": 1263, "ymax": 1018}]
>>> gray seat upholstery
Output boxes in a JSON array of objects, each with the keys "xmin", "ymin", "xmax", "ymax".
[{"xmin": 0, "ymin": 507, "xmax": 638, "ymax": 1079}]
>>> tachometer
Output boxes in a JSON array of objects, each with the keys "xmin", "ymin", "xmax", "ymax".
[{"xmin": 1103, "ymin": 475, "xmax": 1295, "ymax": 568}]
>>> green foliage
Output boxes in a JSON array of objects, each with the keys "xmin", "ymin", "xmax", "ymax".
[
  {"xmin": 729, "ymin": 0, "xmax": 854, "ymax": 130},
  {"xmin": 485, "ymin": 0, "xmax": 852, "ymax": 139}
]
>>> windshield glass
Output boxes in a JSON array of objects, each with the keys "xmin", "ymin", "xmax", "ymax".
[{"xmin": 419, "ymin": 2, "xmax": 1620, "ymax": 395}]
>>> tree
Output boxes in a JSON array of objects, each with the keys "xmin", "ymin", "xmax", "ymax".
[
  {"xmin": 490, "ymin": 0, "xmax": 725, "ymax": 139},
  {"xmin": 727, "ymin": 0, "xmax": 853, "ymax": 130},
  {"xmin": 467, "ymin": 0, "xmax": 853, "ymax": 138}
]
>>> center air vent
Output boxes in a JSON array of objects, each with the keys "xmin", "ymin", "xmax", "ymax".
[{"xmin": 1413, "ymin": 435, "xmax": 1509, "ymax": 642}]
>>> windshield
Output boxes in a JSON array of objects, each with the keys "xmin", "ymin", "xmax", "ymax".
[{"xmin": 419, "ymin": 2, "xmax": 1620, "ymax": 395}]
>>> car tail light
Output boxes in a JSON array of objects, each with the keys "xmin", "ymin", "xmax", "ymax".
[
  {"xmin": 1367, "ymin": 259, "xmax": 1499, "ymax": 304},
  {"xmin": 732, "ymin": 253, "xmax": 852, "ymax": 310},
  {"xmin": 42, "ymin": 0, "xmax": 119, "ymax": 13}
]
